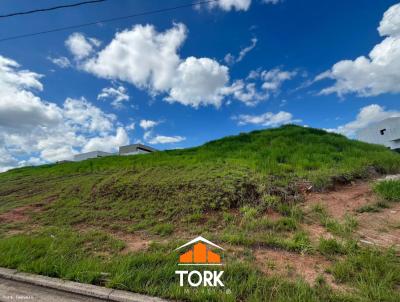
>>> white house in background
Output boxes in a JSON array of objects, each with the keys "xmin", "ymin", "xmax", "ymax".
[
  {"xmin": 72, "ymin": 144, "xmax": 158, "ymax": 162},
  {"xmin": 119, "ymin": 144, "xmax": 158, "ymax": 155},
  {"xmin": 73, "ymin": 151, "xmax": 113, "ymax": 162},
  {"xmin": 357, "ymin": 117, "xmax": 400, "ymax": 151}
]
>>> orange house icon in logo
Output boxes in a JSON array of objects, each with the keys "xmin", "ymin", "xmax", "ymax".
[{"xmin": 176, "ymin": 236, "xmax": 223, "ymax": 265}]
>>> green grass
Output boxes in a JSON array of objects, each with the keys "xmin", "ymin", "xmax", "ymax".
[
  {"xmin": 0, "ymin": 228, "xmax": 125, "ymax": 283},
  {"xmin": 374, "ymin": 180, "xmax": 400, "ymax": 202},
  {"xmin": 310, "ymin": 204, "xmax": 358, "ymax": 238},
  {"xmin": 1, "ymin": 125, "xmax": 400, "ymax": 301},
  {"xmin": 0, "ymin": 228, "xmax": 350, "ymax": 301},
  {"xmin": 330, "ymin": 248, "xmax": 400, "ymax": 302},
  {"xmin": 0, "ymin": 228, "xmax": 397, "ymax": 302},
  {"xmin": 1, "ymin": 125, "xmax": 399, "ymax": 229},
  {"xmin": 317, "ymin": 238, "xmax": 346, "ymax": 256},
  {"xmin": 220, "ymin": 229, "xmax": 313, "ymax": 254},
  {"xmin": 325, "ymin": 215, "xmax": 358, "ymax": 238},
  {"xmin": 356, "ymin": 201, "xmax": 389, "ymax": 213},
  {"xmin": 152, "ymin": 223, "xmax": 174, "ymax": 236}
]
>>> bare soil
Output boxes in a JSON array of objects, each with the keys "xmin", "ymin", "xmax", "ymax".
[
  {"xmin": 304, "ymin": 181, "xmax": 374, "ymax": 219},
  {"xmin": 356, "ymin": 203, "xmax": 400, "ymax": 248},
  {"xmin": 303, "ymin": 180, "xmax": 400, "ymax": 249},
  {"xmin": 263, "ymin": 210, "xmax": 283, "ymax": 221},
  {"xmin": 0, "ymin": 195, "xmax": 57, "ymax": 224},
  {"xmin": 117, "ymin": 233, "xmax": 152, "ymax": 253},
  {"xmin": 73, "ymin": 223, "xmax": 154, "ymax": 254},
  {"xmin": 254, "ymin": 248, "xmax": 344, "ymax": 290},
  {"xmin": 302, "ymin": 223, "xmax": 334, "ymax": 243},
  {"xmin": 0, "ymin": 206, "xmax": 32, "ymax": 223}
]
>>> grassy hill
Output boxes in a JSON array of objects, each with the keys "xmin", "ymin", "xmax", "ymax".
[
  {"xmin": 0, "ymin": 125, "xmax": 399, "ymax": 301},
  {"xmin": 1, "ymin": 125, "xmax": 399, "ymax": 226}
]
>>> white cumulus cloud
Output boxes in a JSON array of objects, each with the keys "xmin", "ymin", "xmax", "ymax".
[
  {"xmin": 48, "ymin": 56, "xmax": 71, "ymax": 68},
  {"xmin": 0, "ymin": 56, "xmax": 61, "ymax": 129},
  {"xmin": 66, "ymin": 33, "xmax": 101, "ymax": 60},
  {"xmin": 67, "ymin": 24, "xmax": 293, "ymax": 108},
  {"xmin": 72, "ymin": 23, "xmax": 229, "ymax": 108},
  {"xmin": 139, "ymin": 119, "xmax": 159, "ymax": 130},
  {"xmin": 233, "ymin": 111, "xmax": 298, "ymax": 126},
  {"xmin": 326, "ymin": 104, "xmax": 400, "ymax": 137},
  {"xmin": 210, "ymin": 0, "xmax": 252, "ymax": 11},
  {"xmin": 0, "ymin": 146, "xmax": 18, "ymax": 173},
  {"xmin": 63, "ymin": 97, "xmax": 115, "ymax": 134},
  {"xmin": 97, "ymin": 85, "xmax": 130, "ymax": 108},
  {"xmin": 126, "ymin": 122, "xmax": 135, "ymax": 131},
  {"xmin": 138, "ymin": 119, "xmax": 184, "ymax": 145},
  {"xmin": 0, "ymin": 54, "xmax": 129, "ymax": 171},
  {"xmin": 83, "ymin": 24, "xmax": 186, "ymax": 92},
  {"xmin": 167, "ymin": 57, "xmax": 229, "ymax": 108},
  {"xmin": 148, "ymin": 135, "xmax": 186, "ymax": 144},
  {"xmin": 317, "ymin": 3, "xmax": 400, "ymax": 97},
  {"xmin": 223, "ymin": 68, "xmax": 296, "ymax": 106},
  {"xmin": 82, "ymin": 127, "xmax": 129, "ymax": 153},
  {"xmin": 206, "ymin": 0, "xmax": 282, "ymax": 11},
  {"xmin": 378, "ymin": 3, "xmax": 400, "ymax": 37},
  {"xmin": 224, "ymin": 37, "xmax": 257, "ymax": 65}
]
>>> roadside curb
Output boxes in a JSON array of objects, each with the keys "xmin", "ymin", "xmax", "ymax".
[{"xmin": 0, "ymin": 267, "xmax": 169, "ymax": 302}]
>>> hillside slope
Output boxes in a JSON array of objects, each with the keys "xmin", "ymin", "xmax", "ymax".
[
  {"xmin": 0, "ymin": 125, "xmax": 399, "ymax": 228},
  {"xmin": 0, "ymin": 125, "xmax": 400, "ymax": 302}
]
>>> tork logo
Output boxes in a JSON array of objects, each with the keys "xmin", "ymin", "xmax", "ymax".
[{"xmin": 175, "ymin": 236, "xmax": 224, "ymax": 287}]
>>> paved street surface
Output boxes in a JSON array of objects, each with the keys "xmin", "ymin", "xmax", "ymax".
[{"xmin": 0, "ymin": 278, "xmax": 107, "ymax": 302}]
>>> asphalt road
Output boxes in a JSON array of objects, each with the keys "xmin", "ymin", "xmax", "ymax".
[{"xmin": 0, "ymin": 278, "xmax": 108, "ymax": 302}]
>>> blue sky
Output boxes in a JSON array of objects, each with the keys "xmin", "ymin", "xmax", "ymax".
[{"xmin": 0, "ymin": 0, "xmax": 400, "ymax": 171}]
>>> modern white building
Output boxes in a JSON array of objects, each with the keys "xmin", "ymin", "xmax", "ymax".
[
  {"xmin": 73, "ymin": 151, "xmax": 113, "ymax": 162},
  {"xmin": 119, "ymin": 144, "xmax": 157, "ymax": 156},
  {"xmin": 73, "ymin": 144, "xmax": 157, "ymax": 162},
  {"xmin": 357, "ymin": 117, "xmax": 400, "ymax": 151}
]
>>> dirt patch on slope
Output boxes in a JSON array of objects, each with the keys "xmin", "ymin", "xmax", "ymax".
[
  {"xmin": 0, "ymin": 206, "xmax": 33, "ymax": 223},
  {"xmin": 254, "ymin": 248, "xmax": 343, "ymax": 289},
  {"xmin": 303, "ymin": 180, "xmax": 400, "ymax": 249},
  {"xmin": 302, "ymin": 223, "xmax": 334, "ymax": 243},
  {"xmin": 356, "ymin": 203, "xmax": 400, "ymax": 249},
  {"xmin": 263, "ymin": 210, "xmax": 283, "ymax": 221},
  {"xmin": 0, "ymin": 195, "xmax": 58, "ymax": 224},
  {"xmin": 117, "ymin": 233, "xmax": 152, "ymax": 253},
  {"xmin": 304, "ymin": 181, "xmax": 374, "ymax": 219},
  {"xmin": 73, "ymin": 223, "xmax": 153, "ymax": 253}
]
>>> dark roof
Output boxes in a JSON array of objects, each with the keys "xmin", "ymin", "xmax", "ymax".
[{"xmin": 119, "ymin": 144, "xmax": 158, "ymax": 153}]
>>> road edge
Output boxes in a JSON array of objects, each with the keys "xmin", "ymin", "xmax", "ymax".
[{"xmin": 0, "ymin": 267, "xmax": 169, "ymax": 302}]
